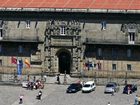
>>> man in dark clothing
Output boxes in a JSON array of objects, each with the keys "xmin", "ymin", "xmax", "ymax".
[
  {"xmin": 57, "ymin": 74, "xmax": 60, "ymax": 84},
  {"xmin": 36, "ymin": 90, "xmax": 42, "ymax": 100}
]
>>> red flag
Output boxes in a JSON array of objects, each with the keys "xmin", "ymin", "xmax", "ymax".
[{"xmin": 11, "ymin": 57, "xmax": 17, "ymax": 64}]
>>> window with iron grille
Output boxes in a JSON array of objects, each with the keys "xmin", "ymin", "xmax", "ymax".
[
  {"xmin": 127, "ymin": 49, "xmax": 131, "ymax": 58},
  {"xmin": 19, "ymin": 45, "xmax": 23, "ymax": 53},
  {"xmin": 0, "ymin": 45, "xmax": 2, "ymax": 53},
  {"xmin": 97, "ymin": 48, "xmax": 102, "ymax": 57},
  {"xmin": 112, "ymin": 48, "xmax": 117, "ymax": 59},
  {"xmin": 112, "ymin": 64, "xmax": 116, "ymax": 71},
  {"xmin": 127, "ymin": 64, "xmax": 131, "ymax": 71}
]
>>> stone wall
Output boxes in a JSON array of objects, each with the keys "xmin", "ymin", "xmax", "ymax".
[{"xmin": 0, "ymin": 11, "xmax": 140, "ymax": 74}]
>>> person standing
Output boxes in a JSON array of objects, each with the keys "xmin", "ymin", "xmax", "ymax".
[
  {"xmin": 36, "ymin": 90, "xmax": 42, "ymax": 100},
  {"xmin": 33, "ymin": 76, "xmax": 36, "ymax": 82},
  {"xmin": 57, "ymin": 74, "xmax": 60, "ymax": 84},
  {"xmin": 111, "ymin": 88, "xmax": 114, "ymax": 96},
  {"xmin": 134, "ymin": 95, "xmax": 139, "ymax": 105},
  {"xmin": 128, "ymin": 85, "xmax": 131, "ymax": 95},
  {"xmin": 107, "ymin": 102, "xmax": 111, "ymax": 105},
  {"xmin": 19, "ymin": 94, "xmax": 24, "ymax": 104}
]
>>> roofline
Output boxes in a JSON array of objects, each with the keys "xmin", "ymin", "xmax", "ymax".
[{"xmin": 0, "ymin": 7, "xmax": 140, "ymax": 14}]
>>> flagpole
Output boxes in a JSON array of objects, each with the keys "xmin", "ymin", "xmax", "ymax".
[
  {"xmin": 24, "ymin": 58, "xmax": 30, "ymax": 81},
  {"xmin": 17, "ymin": 58, "xmax": 23, "ymax": 81},
  {"xmin": 27, "ymin": 67, "xmax": 30, "ymax": 81}
]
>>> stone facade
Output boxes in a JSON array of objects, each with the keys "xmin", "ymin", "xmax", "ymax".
[{"xmin": 0, "ymin": 11, "xmax": 140, "ymax": 74}]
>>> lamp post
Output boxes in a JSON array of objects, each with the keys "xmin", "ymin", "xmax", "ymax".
[
  {"xmin": 94, "ymin": 71, "xmax": 97, "ymax": 84},
  {"xmin": 125, "ymin": 71, "xmax": 127, "ymax": 85},
  {"xmin": 63, "ymin": 70, "xmax": 67, "ymax": 84}
]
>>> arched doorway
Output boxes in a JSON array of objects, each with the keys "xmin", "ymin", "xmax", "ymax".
[{"xmin": 57, "ymin": 50, "xmax": 71, "ymax": 74}]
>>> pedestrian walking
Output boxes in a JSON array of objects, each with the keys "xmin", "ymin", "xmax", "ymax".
[
  {"xmin": 134, "ymin": 95, "xmax": 139, "ymax": 105},
  {"xmin": 19, "ymin": 94, "xmax": 24, "ymax": 104},
  {"xmin": 111, "ymin": 89, "xmax": 114, "ymax": 96},
  {"xmin": 33, "ymin": 76, "xmax": 36, "ymax": 82},
  {"xmin": 36, "ymin": 90, "xmax": 42, "ymax": 100},
  {"xmin": 107, "ymin": 102, "xmax": 111, "ymax": 105},
  {"xmin": 43, "ymin": 75, "xmax": 47, "ymax": 82},
  {"xmin": 57, "ymin": 74, "xmax": 60, "ymax": 84},
  {"xmin": 127, "ymin": 85, "xmax": 131, "ymax": 95}
]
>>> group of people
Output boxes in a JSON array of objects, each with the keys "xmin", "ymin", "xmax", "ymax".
[
  {"xmin": 19, "ymin": 90, "xmax": 42, "ymax": 104},
  {"xmin": 27, "ymin": 80, "xmax": 44, "ymax": 90}
]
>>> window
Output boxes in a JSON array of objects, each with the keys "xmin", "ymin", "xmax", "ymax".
[
  {"xmin": 101, "ymin": 21, "xmax": 107, "ymax": 30},
  {"xmin": 0, "ymin": 29, "xmax": 3, "ymax": 38},
  {"xmin": 94, "ymin": 64, "xmax": 96, "ymax": 68},
  {"xmin": 112, "ymin": 48, "xmax": 117, "ymax": 59},
  {"xmin": 0, "ymin": 20, "xmax": 3, "ymax": 28},
  {"xmin": 0, "ymin": 45, "xmax": 2, "ymax": 53},
  {"xmin": 19, "ymin": 45, "xmax": 23, "ymax": 53},
  {"xmin": 31, "ymin": 62, "xmax": 41, "ymax": 65},
  {"xmin": 127, "ymin": 64, "xmax": 131, "ymax": 71},
  {"xmin": 97, "ymin": 48, "xmax": 102, "ymax": 57},
  {"xmin": 0, "ymin": 59, "xmax": 2, "ymax": 66},
  {"xmin": 127, "ymin": 49, "xmax": 131, "ymax": 58},
  {"xmin": 97, "ymin": 61, "xmax": 101, "ymax": 70},
  {"xmin": 112, "ymin": 64, "xmax": 116, "ymax": 71},
  {"xmin": 128, "ymin": 32, "xmax": 135, "ymax": 44},
  {"xmin": 0, "ymin": 20, "xmax": 3, "ymax": 40},
  {"xmin": 26, "ymin": 20, "xmax": 30, "ymax": 28},
  {"xmin": 60, "ymin": 26, "xmax": 66, "ymax": 35}
]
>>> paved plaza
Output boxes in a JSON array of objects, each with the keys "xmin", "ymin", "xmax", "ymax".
[
  {"xmin": 0, "ymin": 75, "xmax": 139, "ymax": 105},
  {"xmin": 0, "ymin": 76, "xmax": 139, "ymax": 105}
]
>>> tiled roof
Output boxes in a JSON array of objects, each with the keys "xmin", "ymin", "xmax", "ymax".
[{"xmin": 0, "ymin": 0, "xmax": 140, "ymax": 10}]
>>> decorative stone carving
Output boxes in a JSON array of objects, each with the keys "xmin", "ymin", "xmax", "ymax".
[
  {"xmin": 45, "ymin": 20, "xmax": 81, "ymax": 36},
  {"xmin": 121, "ymin": 23, "xmax": 140, "ymax": 34}
]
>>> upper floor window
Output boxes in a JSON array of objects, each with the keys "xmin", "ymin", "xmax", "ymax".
[
  {"xmin": 60, "ymin": 26, "xmax": 66, "ymax": 35},
  {"xmin": 127, "ymin": 49, "xmax": 131, "ymax": 58},
  {"xmin": 112, "ymin": 48, "xmax": 117, "ymax": 59},
  {"xmin": 0, "ymin": 45, "xmax": 2, "ymax": 53},
  {"xmin": 26, "ymin": 20, "xmax": 30, "ymax": 28},
  {"xmin": 128, "ymin": 32, "xmax": 135, "ymax": 44},
  {"xmin": 97, "ymin": 48, "xmax": 102, "ymax": 57},
  {"xmin": 101, "ymin": 21, "xmax": 107, "ymax": 30},
  {"xmin": 0, "ymin": 20, "xmax": 3, "ymax": 40},
  {"xmin": 19, "ymin": 45, "xmax": 23, "ymax": 53},
  {"xmin": 0, "ymin": 20, "xmax": 3, "ymax": 28},
  {"xmin": 0, "ymin": 28, "xmax": 3, "ymax": 40},
  {"xmin": 0, "ymin": 29, "xmax": 3, "ymax": 38}
]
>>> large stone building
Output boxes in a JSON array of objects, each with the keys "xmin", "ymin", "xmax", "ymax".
[{"xmin": 0, "ymin": 0, "xmax": 140, "ymax": 75}]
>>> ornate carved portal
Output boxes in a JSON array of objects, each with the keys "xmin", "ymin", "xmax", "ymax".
[
  {"xmin": 121, "ymin": 23, "xmax": 140, "ymax": 44},
  {"xmin": 121, "ymin": 23, "xmax": 140, "ymax": 34},
  {"xmin": 57, "ymin": 50, "xmax": 71, "ymax": 74},
  {"xmin": 44, "ymin": 20, "xmax": 82, "ymax": 74}
]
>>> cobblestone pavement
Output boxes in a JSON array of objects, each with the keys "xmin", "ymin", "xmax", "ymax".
[{"xmin": 0, "ymin": 75, "xmax": 139, "ymax": 105}]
